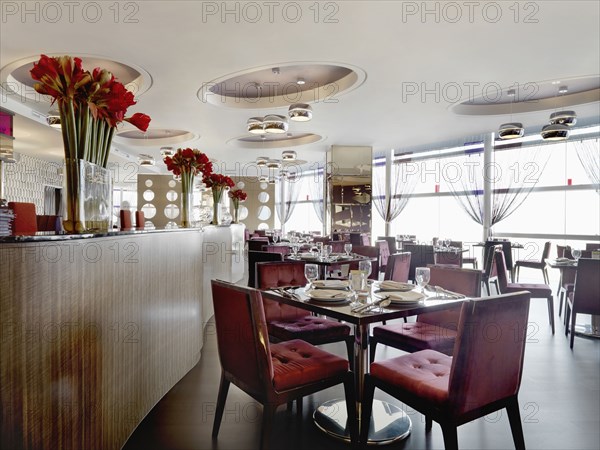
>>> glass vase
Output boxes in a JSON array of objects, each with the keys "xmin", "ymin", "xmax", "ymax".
[
  {"xmin": 231, "ymin": 202, "xmax": 239, "ymax": 224},
  {"xmin": 212, "ymin": 188, "xmax": 224, "ymax": 225},
  {"xmin": 180, "ymin": 171, "xmax": 194, "ymax": 228},
  {"xmin": 62, "ymin": 159, "xmax": 112, "ymax": 233}
]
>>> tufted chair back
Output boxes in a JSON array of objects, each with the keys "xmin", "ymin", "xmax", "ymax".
[
  {"xmin": 247, "ymin": 251, "xmax": 284, "ymax": 288},
  {"xmin": 449, "ymin": 292, "xmax": 530, "ymax": 416},
  {"xmin": 211, "ymin": 280, "xmax": 273, "ymax": 396},
  {"xmin": 418, "ymin": 265, "xmax": 482, "ymax": 328},
  {"xmin": 384, "ymin": 252, "xmax": 411, "ymax": 282},
  {"xmin": 8, "ymin": 202, "xmax": 37, "ymax": 234},
  {"xmin": 256, "ymin": 261, "xmax": 309, "ymax": 321}
]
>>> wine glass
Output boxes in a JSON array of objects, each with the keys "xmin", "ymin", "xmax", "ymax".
[
  {"xmin": 344, "ymin": 243, "xmax": 352, "ymax": 256},
  {"xmin": 444, "ymin": 238, "xmax": 451, "ymax": 249},
  {"xmin": 415, "ymin": 267, "xmax": 431, "ymax": 294},
  {"xmin": 323, "ymin": 244, "xmax": 333, "ymax": 261},
  {"xmin": 304, "ymin": 264, "xmax": 319, "ymax": 290},
  {"xmin": 572, "ymin": 249, "xmax": 582, "ymax": 261},
  {"xmin": 358, "ymin": 260, "xmax": 372, "ymax": 280},
  {"xmin": 272, "ymin": 232, "xmax": 279, "ymax": 244}
]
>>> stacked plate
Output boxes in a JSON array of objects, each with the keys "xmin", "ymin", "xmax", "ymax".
[
  {"xmin": 305, "ymin": 289, "xmax": 351, "ymax": 303},
  {"xmin": 375, "ymin": 290, "xmax": 424, "ymax": 304},
  {"xmin": 313, "ymin": 280, "xmax": 350, "ymax": 290},
  {"xmin": 376, "ymin": 281, "xmax": 414, "ymax": 292}
]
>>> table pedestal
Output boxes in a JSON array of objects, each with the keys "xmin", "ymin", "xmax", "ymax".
[{"xmin": 314, "ymin": 399, "xmax": 411, "ymax": 445}]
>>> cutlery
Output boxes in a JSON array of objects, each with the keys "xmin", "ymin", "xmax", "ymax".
[
  {"xmin": 427, "ymin": 285, "xmax": 465, "ymax": 299},
  {"xmin": 352, "ymin": 297, "xmax": 391, "ymax": 313}
]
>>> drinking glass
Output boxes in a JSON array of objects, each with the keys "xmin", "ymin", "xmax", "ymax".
[
  {"xmin": 291, "ymin": 244, "xmax": 299, "ymax": 257},
  {"xmin": 358, "ymin": 260, "xmax": 372, "ymax": 279},
  {"xmin": 349, "ymin": 270, "xmax": 366, "ymax": 307},
  {"xmin": 415, "ymin": 267, "xmax": 431, "ymax": 293},
  {"xmin": 572, "ymin": 249, "xmax": 582, "ymax": 261},
  {"xmin": 344, "ymin": 243, "xmax": 352, "ymax": 256},
  {"xmin": 323, "ymin": 244, "xmax": 332, "ymax": 260},
  {"xmin": 444, "ymin": 238, "xmax": 451, "ymax": 249},
  {"xmin": 272, "ymin": 232, "xmax": 279, "ymax": 244},
  {"xmin": 304, "ymin": 264, "xmax": 319, "ymax": 289}
]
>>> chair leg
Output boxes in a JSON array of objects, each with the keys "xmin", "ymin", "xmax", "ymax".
[
  {"xmin": 369, "ymin": 339, "xmax": 378, "ymax": 364},
  {"xmin": 440, "ymin": 421, "xmax": 459, "ymax": 450},
  {"xmin": 558, "ymin": 290, "xmax": 563, "ymax": 318},
  {"xmin": 564, "ymin": 303, "xmax": 571, "ymax": 337},
  {"xmin": 359, "ymin": 375, "xmax": 376, "ymax": 446},
  {"xmin": 212, "ymin": 373, "xmax": 231, "ymax": 438},
  {"xmin": 547, "ymin": 295, "xmax": 555, "ymax": 335},
  {"xmin": 425, "ymin": 416, "xmax": 433, "ymax": 431},
  {"xmin": 345, "ymin": 338, "xmax": 355, "ymax": 372},
  {"xmin": 260, "ymin": 403, "xmax": 276, "ymax": 450},
  {"xmin": 506, "ymin": 397, "xmax": 526, "ymax": 450},
  {"xmin": 492, "ymin": 279, "xmax": 500, "ymax": 295},
  {"xmin": 543, "ymin": 267, "xmax": 549, "ymax": 285},
  {"xmin": 515, "ymin": 265, "xmax": 520, "ymax": 281},
  {"xmin": 484, "ymin": 281, "xmax": 491, "ymax": 296},
  {"xmin": 570, "ymin": 310, "xmax": 577, "ymax": 349}
]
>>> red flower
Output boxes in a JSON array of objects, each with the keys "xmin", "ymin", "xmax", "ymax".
[
  {"xmin": 229, "ymin": 189, "xmax": 247, "ymax": 201},
  {"xmin": 124, "ymin": 113, "xmax": 151, "ymax": 132},
  {"xmin": 163, "ymin": 148, "xmax": 213, "ymax": 177},
  {"xmin": 203, "ymin": 173, "xmax": 235, "ymax": 189},
  {"xmin": 30, "ymin": 54, "xmax": 91, "ymax": 102}
]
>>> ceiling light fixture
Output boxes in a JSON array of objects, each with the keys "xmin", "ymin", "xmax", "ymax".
[
  {"xmin": 281, "ymin": 150, "xmax": 297, "ymax": 161},
  {"xmin": 138, "ymin": 154, "xmax": 155, "ymax": 166},
  {"xmin": 160, "ymin": 146, "xmax": 174, "ymax": 158},
  {"xmin": 541, "ymin": 85, "xmax": 574, "ymax": 141},
  {"xmin": 247, "ymin": 116, "xmax": 266, "ymax": 134},
  {"xmin": 498, "ymin": 89, "xmax": 524, "ymax": 140},
  {"xmin": 296, "ymin": 78, "xmax": 305, "ymax": 85},
  {"xmin": 263, "ymin": 114, "xmax": 288, "ymax": 134},
  {"xmin": 46, "ymin": 110, "xmax": 61, "ymax": 128},
  {"xmin": 288, "ymin": 103, "xmax": 312, "ymax": 121},
  {"xmin": 256, "ymin": 156, "xmax": 269, "ymax": 167}
]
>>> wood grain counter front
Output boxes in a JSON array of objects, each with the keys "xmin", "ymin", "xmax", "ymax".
[{"xmin": 1, "ymin": 230, "xmax": 206, "ymax": 449}]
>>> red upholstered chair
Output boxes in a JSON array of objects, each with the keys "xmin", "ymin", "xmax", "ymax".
[
  {"xmin": 349, "ymin": 245, "xmax": 380, "ymax": 280},
  {"xmin": 585, "ymin": 242, "xmax": 600, "ymax": 251},
  {"xmin": 556, "ymin": 245, "xmax": 575, "ymax": 320},
  {"xmin": 452, "ymin": 241, "xmax": 478, "ymax": 269},
  {"xmin": 482, "ymin": 244, "xmax": 501, "ymax": 295},
  {"xmin": 404, "ymin": 243, "xmax": 435, "ymax": 282},
  {"xmin": 312, "ymin": 236, "xmax": 330, "ymax": 244},
  {"xmin": 256, "ymin": 261, "xmax": 354, "ymax": 365},
  {"xmin": 514, "ymin": 241, "xmax": 551, "ymax": 284},
  {"xmin": 384, "ymin": 252, "xmax": 411, "ymax": 282},
  {"xmin": 330, "ymin": 240, "xmax": 345, "ymax": 253},
  {"xmin": 434, "ymin": 249, "xmax": 463, "ymax": 267},
  {"xmin": 210, "ymin": 280, "xmax": 357, "ymax": 449},
  {"xmin": 120, "ymin": 209, "xmax": 133, "ymax": 229},
  {"xmin": 565, "ymin": 258, "xmax": 600, "ymax": 349},
  {"xmin": 361, "ymin": 234, "xmax": 371, "ymax": 246},
  {"xmin": 360, "ymin": 292, "xmax": 530, "ymax": 450},
  {"xmin": 370, "ymin": 265, "xmax": 482, "ymax": 362},
  {"xmin": 248, "ymin": 251, "xmax": 283, "ymax": 288},
  {"xmin": 262, "ymin": 245, "xmax": 290, "ymax": 256},
  {"xmin": 495, "ymin": 249, "xmax": 555, "ymax": 334},
  {"xmin": 377, "ymin": 235, "xmax": 398, "ymax": 254},
  {"xmin": 375, "ymin": 240, "xmax": 391, "ymax": 274},
  {"xmin": 135, "ymin": 210, "xmax": 145, "ymax": 229},
  {"xmin": 248, "ymin": 237, "xmax": 270, "ymax": 252},
  {"xmin": 8, "ymin": 202, "xmax": 37, "ymax": 234}
]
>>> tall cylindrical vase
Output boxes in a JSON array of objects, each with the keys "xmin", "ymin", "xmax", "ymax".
[
  {"xmin": 231, "ymin": 199, "xmax": 239, "ymax": 224},
  {"xmin": 180, "ymin": 171, "xmax": 194, "ymax": 228},
  {"xmin": 212, "ymin": 188, "xmax": 224, "ymax": 225}
]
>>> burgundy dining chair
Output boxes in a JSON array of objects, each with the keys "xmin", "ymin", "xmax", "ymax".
[
  {"xmin": 135, "ymin": 210, "xmax": 145, "ymax": 229},
  {"xmin": 210, "ymin": 280, "xmax": 357, "ymax": 449},
  {"xmin": 255, "ymin": 261, "xmax": 354, "ymax": 366},
  {"xmin": 404, "ymin": 243, "xmax": 435, "ymax": 282},
  {"xmin": 481, "ymin": 244, "xmax": 501, "ymax": 295},
  {"xmin": 375, "ymin": 240, "xmax": 391, "ymax": 274},
  {"xmin": 377, "ymin": 235, "xmax": 398, "ymax": 254},
  {"xmin": 120, "ymin": 209, "xmax": 133, "ymax": 229},
  {"xmin": 361, "ymin": 292, "xmax": 531, "ymax": 450},
  {"xmin": 565, "ymin": 258, "xmax": 600, "ymax": 349},
  {"xmin": 383, "ymin": 252, "xmax": 411, "ymax": 282},
  {"xmin": 434, "ymin": 249, "xmax": 463, "ymax": 267},
  {"xmin": 452, "ymin": 241, "xmax": 478, "ymax": 269},
  {"xmin": 262, "ymin": 244, "xmax": 290, "ymax": 256},
  {"xmin": 514, "ymin": 241, "xmax": 551, "ymax": 284},
  {"xmin": 495, "ymin": 249, "xmax": 555, "ymax": 334},
  {"xmin": 247, "ymin": 251, "xmax": 284, "ymax": 288},
  {"xmin": 350, "ymin": 245, "xmax": 380, "ymax": 280},
  {"xmin": 585, "ymin": 242, "xmax": 600, "ymax": 251},
  {"xmin": 370, "ymin": 265, "xmax": 482, "ymax": 362},
  {"xmin": 248, "ymin": 237, "xmax": 270, "ymax": 252},
  {"xmin": 8, "ymin": 202, "xmax": 37, "ymax": 234}
]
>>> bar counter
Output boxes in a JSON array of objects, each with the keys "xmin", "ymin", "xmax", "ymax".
[{"xmin": 0, "ymin": 225, "xmax": 244, "ymax": 450}]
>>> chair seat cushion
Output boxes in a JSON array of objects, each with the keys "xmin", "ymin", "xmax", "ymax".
[
  {"xmin": 268, "ymin": 316, "xmax": 351, "ymax": 343},
  {"xmin": 371, "ymin": 349, "xmax": 451, "ymax": 405},
  {"xmin": 515, "ymin": 260, "xmax": 544, "ymax": 269},
  {"xmin": 373, "ymin": 322, "xmax": 457, "ymax": 355},
  {"xmin": 271, "ymin": 339, "xmax": 349, "ymax": 390},
  {"xmin": 506, "ymin": 283, "xmax": 552, "ymax": 297}
]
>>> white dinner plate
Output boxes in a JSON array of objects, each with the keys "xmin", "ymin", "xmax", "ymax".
[
  {"xmin": 313, "ymin": 280, "xmax": 350, "ymax": 290},
  {"xmin": 375, "ymin": 290, "xmax": 424, "ymax": 304}
]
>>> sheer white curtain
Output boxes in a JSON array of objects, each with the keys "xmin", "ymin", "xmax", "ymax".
[
  {"xmin": 275, "ymin": 176, "xmax": 301, "ymax": 229},
  {"xmin": 573, "ymin": 139, "xmax": 600, "ymax": 192},
  {"xmin": 308, "ymin": 169, "xmax": 324, "ymax": 223},
  {"xmin": 372, "ymin": 159, "xmax": 418, "ymax": 224}
]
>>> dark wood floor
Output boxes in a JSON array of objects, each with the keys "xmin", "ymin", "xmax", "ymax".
[{"xmin": 124, "ymin": 278, "xmax": 600, "ymax": 450}]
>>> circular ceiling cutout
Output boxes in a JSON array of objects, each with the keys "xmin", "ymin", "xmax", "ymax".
[
  {"xmin": 199, "ymin": 61, "xmax": 366, "ymax": 109},
  {"xmin": 115, "ymin": 129, "xmax": 197, "ymax": 147},
  {"xmin": 1, "ymin": 53, "xmax": 153, "ymax": 102},
  {"xmin": 228, "ymin": 133, "xmax": 324, "ymax": 149},
  {"xmin": 451, "ymin": 75, "xmax": 600, "ymax": 116}
]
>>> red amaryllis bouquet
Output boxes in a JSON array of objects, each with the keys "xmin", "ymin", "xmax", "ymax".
[
  {"xmin": 228, "ymin": 189, "xmax": 247, "ymax": 202},
  {"xmin": 30, "ymin": 54, "xmax": 151, "ymax": 167},
  {"xmin": 203, "ymin": 173, "xmax": 235, "ymax": 225},
  {"xmin": 164, "ymin": 148, "xmax": 213, "ymax": 177}
]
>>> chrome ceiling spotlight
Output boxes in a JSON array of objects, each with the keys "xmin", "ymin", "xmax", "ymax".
[
  {"xmin": 288, "ymin": 103, "xmax": 312, "ymax": 121},
  {"xmin": 498, "ymin": 89, "xmax": 524, "ymax": 140},
  {"xmin": 266, "ymin": 159, "xmax": 282, "ymax": 169},
  {"xmin": 138, "ymin": 154, "xmax": 155, "ymax": 166},
  {"xmin": 247, "ymin": 117, "xmax": 266, "ymax": 134},
  {"xmin": 281, "ymin": 150, "xmax": 297, "ymax": 161},
  {"xmin": 256, "ymin": 156, "xmax": 269, "ymax": 167},
  {"xmin": 268, "ymin": 178, "xmax": 277, "ymax": 185},
  {"xmin": 160, "ymin": 146, "xmax": 174, "ymax": 158},
  {"xmin": 46, "ymin": 110, "xmax": 61, "ymax": 128},
  {"xmin": 263, "ymin": 114, "xmax": 288, "ymax": 134},
  {"xmin": 541, "ymin": 123, "xmax": 570, "ymax": 141},
  {"xmin": 549, "ymin": 110, "xmax": 577, "ymax": 127},
  {"xmin": 258, "ymin": 175, "xmax": 268, "ymax": 182},
  {"xmin": 498, "ymin": 122, "xmax": 525, "ymax": 140}
]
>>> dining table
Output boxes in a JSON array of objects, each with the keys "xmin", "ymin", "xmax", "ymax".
[
  {"xmin": 285, "ymin": 252, "xmax": 377, "ymax": 279},
  {"xmin": 261, "ymin": 282, "xmax": 466, "ymax": 445},
  {"xmin": 545, "ymin": 258, "xmax": 600, "ymax": 338}
]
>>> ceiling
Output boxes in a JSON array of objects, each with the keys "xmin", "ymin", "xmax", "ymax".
[{"xmin": 1, "ymin": 0, "xmax": 599, "ymax": 181}]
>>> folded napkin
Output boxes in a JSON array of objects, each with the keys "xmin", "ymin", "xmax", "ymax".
[
  {"xmin": 378, "ymin": 281, "xmax": 414, "ymax": 291},
  {"xmin": 307, "ymin": 289, "xmax": 349, "ymax": 299},
  {"xmin": 313, "ymin": 280, "xmax": 350, "ymax": 289},
  {"xmin": 384, "ymin": 291, "xmax": 424, "ymax": 302}
]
